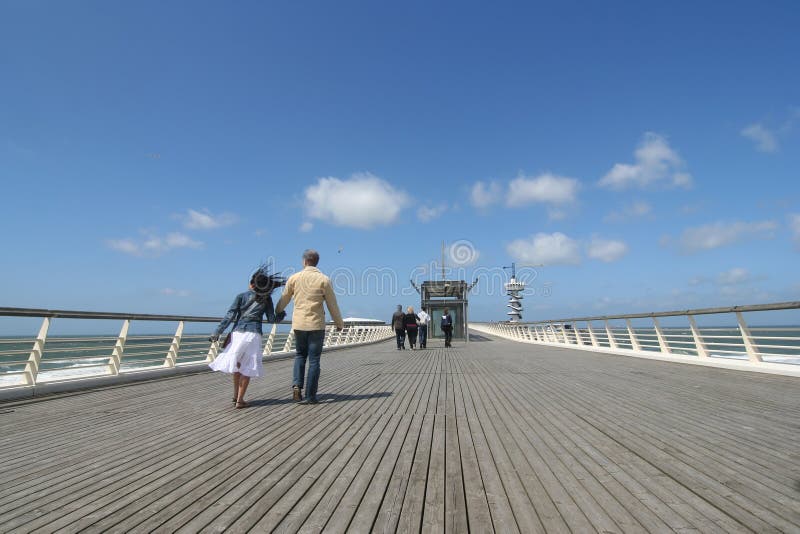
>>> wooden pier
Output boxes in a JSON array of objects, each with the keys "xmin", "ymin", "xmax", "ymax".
[{"xmin": 1, "ymin": 333, "xmax": 798, "ymax": 533}]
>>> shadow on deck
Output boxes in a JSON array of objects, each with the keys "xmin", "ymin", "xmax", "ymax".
[{"xmin": 0, "ymin": 333, "xmax": 798, "ymax": 533}]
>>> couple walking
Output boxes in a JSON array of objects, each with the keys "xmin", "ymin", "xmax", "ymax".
[
  {"xmin": 391, "ymin": 305, "xmax": 430, "ymax": 350},
  {"xmin": 209, "ymin": 249, "xmax": 343, "ymax": 408}
]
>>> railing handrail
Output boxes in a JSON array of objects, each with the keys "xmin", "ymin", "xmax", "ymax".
[
  {"xmin": 492, "ymin": 301, "xmax": 800, "ymax": 325},
  {"xmin": 0, "ymin": 306, "xmax": 386, "ymax": 326},
  {"xmin": 470, "ymin": 301, "xmax": 800, "ymax": 377}
]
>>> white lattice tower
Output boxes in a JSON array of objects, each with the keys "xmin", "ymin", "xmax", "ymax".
[{"xmin": 505, "ymin": 277, "xmax": 525, "ymax": 322}]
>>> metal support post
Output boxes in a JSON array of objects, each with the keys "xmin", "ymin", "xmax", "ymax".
[
  {"xmin": 108, "ymin": 320, "xmax": 130, "ymax": 375},
  {"xmin": 736, "ymin": 312, "xmax": 762, "ymax": 362},
  {"xmin": 164, "ymin": 321, "xmax": 183, "ymax": 368},
  {"xmin": 24, "ymin": 317, "xmax": 50, "ymax": 385},
  {"xmin": 626, "ymin": 319, "xmax": 641, "ymax": 351},
  {"xmin": 653, "ymin": 317, "xmax": 670, "ymax": 354},
  {"xmin": 605, "ymin": 320, "xmax": 617, "ymax": 349}
]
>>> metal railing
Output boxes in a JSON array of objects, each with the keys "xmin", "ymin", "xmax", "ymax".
[
  {"xmin": 470, "ymin": 301, "xmax": 800, "ymax": 375},
  {"xmin": 0, "ymin": 307, "xmax": 393, "ymax": 391}
]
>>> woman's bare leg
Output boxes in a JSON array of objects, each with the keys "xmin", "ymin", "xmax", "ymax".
[
  {"xmin": 237, "ymin": 376, "xmax": 250, "ymax": 403},
  {"xmin": 233, "ymin": 373, "xmax": 240, "ymax": 401}
]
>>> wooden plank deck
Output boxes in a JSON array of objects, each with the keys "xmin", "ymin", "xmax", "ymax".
[{"xmin": 1, "ymin": 333, "xmax": 799, "ymax": 533}]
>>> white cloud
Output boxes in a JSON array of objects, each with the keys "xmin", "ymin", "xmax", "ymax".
[
  {"xmin": 304, "ymin": 173, "xmax": 410, "ymax": 229},
  {"xmin": 161, "ymin": 288, "xmax": 191, "ymax": 297},
  {"xmin": 417, "ymin": 204, "xmax": 448, "ymax": 223},
  {"xmin": 547, "ymin": 208, "xmax": 569, "ymax": 221},
  {"xmin": 177, "ymin": 209, "xmax": 238, "ymax": 230},
  {"xmin": 299, "ymin": 221, "xmax": 313, "ymax": 232},
  {"xmin": 604, "ymin": 201, "xmax": 652, "ymax": 222},
  {"xmin": 599, "ymin": 132, "xmax": 692, "ymax": 189},
  {"xmin": 506, "ymin": 232, "xmax": 581, "ymax": 265},
  {"xmin": 587, "ymin": 238, "xmax": 628, "ymax": 262},
  {"xmin": 470, "ymin": 181, "xmax": 502, "ymax": 209},
  {"xmin": 740, "ymin": 123, "xmax": 778, "ymax": 153},
  {"xmin": 717, "ymin": 268, "xmax": 750, "ymax": 286},
  {"xmin": 506, "ymin": 173, "xmax": 580, "ymax": 207},
  {"xmin": 688, "ymin": 276, "xmax": 706, "ymax": 286},
  {"xmin": 107, "ymin": 239, "xmax": 140, "ymax": 255},
  {"xmin": 789, "ymin": 214, "xmax": 800, "ymax": 249},
  {"xmin": 107, "ymin": 232, "xmax": 203, "ymax": 257},
  {"xmin": 677, "ymin": 220, "xmax": 778, "ymax": 253}
]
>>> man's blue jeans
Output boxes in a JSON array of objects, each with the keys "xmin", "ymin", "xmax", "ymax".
[{"xmin": 293, "ymin": 330, "xmax": 325, "ymax": 400}]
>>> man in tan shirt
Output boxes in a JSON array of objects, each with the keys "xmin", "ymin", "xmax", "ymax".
[{"xmin": 276, "ymin": 249, "xmax": 344, "ymax": 404}]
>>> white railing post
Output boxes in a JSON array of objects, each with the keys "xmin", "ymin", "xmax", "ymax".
[
  {"xmin": 328, "ymin": 327, "xmax": 339, "ymax": 346},
  {"xmin": 164, "ymin": 321, "xmax": 183, "ymax": 368},
  {"xmin": 108, "ymin": 320, "xmax": 130, "ymax": 375},
  {"xmin": 574, "ymin": 323, "xmax": 584, "ymax": 346},
  {"xmin": 736, "ymin": 312, "xmax": 762, "ymax": 362},
  {"xmin": 653, "ymin": 317, "xmax": 670, "ymax": 354},
  {"xmin": 626, "ymin": 319, "xmax": 641, "ymax": 351},
  {"xmin": 687, "ymin": 314, "xmax": 708, "ymax": 358},
  {"xmin": 263, "ymin": 323, "xmax": 277, "ymax": 356},
  {"xmin": 558, "ymin": 324, "xmax": 569, "ymax": 344},
  {"xmin": 24, "ymin": 317, "xmax": 50, "ymax": 385},
  {"xmin": 206, "ymin": 339, "xmax": 220, "ymax": 362},
  {"xmin": 587, "ymin": 322, "xmax": 599, "ymax": 347},
  {"xmin": 605, "ymin": 320, "xmax": 617, "ymax": 349},
  {"xmin": 283, "ymin": 330, "xmax": 295, "ymax": 352},
  {"xmin": 564, "ymin": 325, "xmax": 575, "ymax": 344}
]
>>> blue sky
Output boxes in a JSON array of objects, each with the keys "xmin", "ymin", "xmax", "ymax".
[{"xmin": 1, "ymin": 0, "xmax": 799, "ymax": 326}]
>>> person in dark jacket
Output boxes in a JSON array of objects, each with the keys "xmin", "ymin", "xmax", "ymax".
[
  {"xmin": 391, "ymin": 304, "xmax": 406, "ymax": 350},
  {"xmin": 441, "ymin": 307, "xmax": 453, "ymax": 347},
  {"xmin": 209, "ymin": 266, "xmax": 285, "ymax": 408},
  {"xmin": 404, "ymin": 306, "xmax": 419, "ymax": 350}
]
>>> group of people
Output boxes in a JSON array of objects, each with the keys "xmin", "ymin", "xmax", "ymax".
[
  {"xmin": 209, "ymin": 249, "xmax": 343, "ymax": 408},
  {"xmin": 208, "ymin": 249, "xmax": 458, "ymax": 409},
  {"xmin": 391, "ymin": 305, "xmax": 454, "ymax": 349}
]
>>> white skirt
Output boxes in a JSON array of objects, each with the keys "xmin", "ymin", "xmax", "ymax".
[{"xmin": 209, "ymin": 331, "xmax": 263, "ymax": 377}]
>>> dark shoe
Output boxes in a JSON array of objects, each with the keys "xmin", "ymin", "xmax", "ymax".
[
  {"xmin": 292, "ymin": 386, "xmax": 303, "ymax": 402},
  {"xmin": 299, "ymin": 398, "xmax": 318, "ymax": 405}
]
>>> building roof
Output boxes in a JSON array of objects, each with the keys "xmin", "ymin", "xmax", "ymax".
[{"xmin": 421, "ymin": 280, "xmax": 468, "ymax": 298}]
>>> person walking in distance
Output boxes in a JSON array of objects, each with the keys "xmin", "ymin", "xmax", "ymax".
[
  {"xmin": 416, "ymin": 308, "xmax": 430, "ymax": 349},
  {"xmin": 404, "ymin": 306, "xmax": 419, "ymax": 350},
  {"xmin": 391, "ymin": 304, "xmax": 406, "ymax": 350},
  {"xmin": 441, "ymin": 307, "xmax": 453, "ymax": 347},
  {"xmin": 275, "ymin": 249, "xmax": 344, "ymax": 404},
  {"xmin": 209, "ymin": 265, "xmax": 285, "ymax": 409}
]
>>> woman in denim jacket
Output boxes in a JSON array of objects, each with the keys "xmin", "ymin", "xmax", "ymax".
[{"xmin": 209, "ymin": 266, "xmax": 285, "ymax": 408}]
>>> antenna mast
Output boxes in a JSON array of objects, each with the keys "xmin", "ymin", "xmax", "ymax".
[{"xmin": 441, "ymin": 241, "xmax": 446, "ymax": 281}]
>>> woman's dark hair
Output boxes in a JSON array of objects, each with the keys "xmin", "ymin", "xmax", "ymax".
[{"xmin": 250, "ymin": 266, "xmax": 285, "ymax": 304}]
